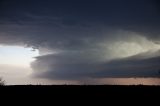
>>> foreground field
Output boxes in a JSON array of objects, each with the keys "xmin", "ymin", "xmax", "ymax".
[{"xmin": 0, "ymin": 85, "xmax": 160, "ymax": 96}]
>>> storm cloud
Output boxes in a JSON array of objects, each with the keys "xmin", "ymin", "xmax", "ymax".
[
  {"xmin": 0, "ymin": 0, "xmax": 160, "ymax": 81},
  {"xmin": 31, "ymin": 49, "xmax": 160, "ymax": 80}
]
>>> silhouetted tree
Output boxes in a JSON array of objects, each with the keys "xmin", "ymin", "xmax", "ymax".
[{"xmin": 0, "ymin": 77, "xmax": 5, "ymax": 86}]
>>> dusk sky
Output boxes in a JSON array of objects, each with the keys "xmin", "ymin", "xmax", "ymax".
[{"xmin": 0, "ymin": 0, "xmax": 160, "ymax": 85}]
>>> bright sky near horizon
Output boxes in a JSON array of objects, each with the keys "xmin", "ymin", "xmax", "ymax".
[
  {"xmin": 0, "ymin": 45, "xmax": 41, "ymax": 85},
  {"xmin": 0, "ymin": 45, "xmax": 39, "ymax": 67}
]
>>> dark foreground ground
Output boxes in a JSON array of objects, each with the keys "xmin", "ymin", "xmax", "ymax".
[
  {"xmin": 0, "ymin": 85, "xmax": 160, "ymax": 103},
  {"xmin": 0, "ymin": 85, "xmax": 160, "ymax": 95}
]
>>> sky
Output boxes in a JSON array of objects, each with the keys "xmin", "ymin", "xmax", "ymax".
[{"xmin": 0, "ymin": 0, "xmax": 160, "ymax": 85}]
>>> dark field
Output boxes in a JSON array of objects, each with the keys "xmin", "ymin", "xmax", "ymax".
[
  {"xmin": 0, "ymin": 85, "xmax": 160, "ymax": 96},
  {"xmin": 0, "ymin": 85, "xmax": 160, "ymax": 103}
]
